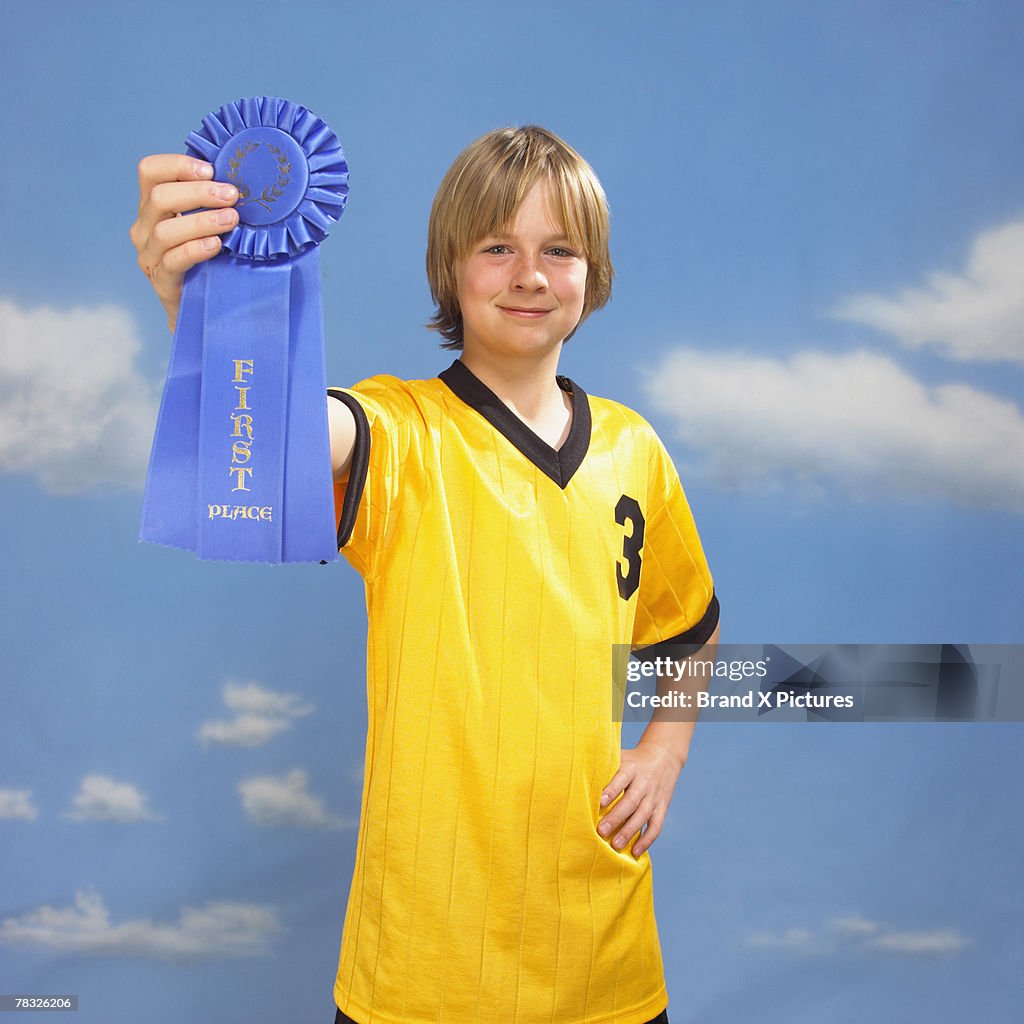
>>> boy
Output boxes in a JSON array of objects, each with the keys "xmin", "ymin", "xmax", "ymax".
[{"xmin": 132, "ymin": 125, "xmax": 719, "ymax": 1024}]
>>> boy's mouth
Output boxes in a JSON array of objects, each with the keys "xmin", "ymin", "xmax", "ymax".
[{"xmin": 498, "ymin": 306, "xmax": 552, "ymax": 318}]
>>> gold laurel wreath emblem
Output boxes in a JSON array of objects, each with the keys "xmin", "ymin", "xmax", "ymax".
[{"xmin": 226, "ymin": 141, "xmax": 292, "ymax": 212}]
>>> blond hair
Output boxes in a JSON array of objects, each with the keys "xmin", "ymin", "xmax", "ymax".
[{"xmin": 426, "ymin": 125, "xmax": 613, "ymax": 349}]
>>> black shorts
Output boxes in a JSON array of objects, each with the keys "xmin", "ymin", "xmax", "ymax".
[{"xmin": 334, "ymin": 1009, "xmax": 669, "ymax": 1024}]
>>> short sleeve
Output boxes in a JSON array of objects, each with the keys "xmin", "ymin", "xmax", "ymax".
[
  {"xmin": 328, "ymin": 375, "xmax": 421, "ymax": 581},
  {"xmin": 631, "ymin": 430, "xmax": 719, "ymax": 659}
]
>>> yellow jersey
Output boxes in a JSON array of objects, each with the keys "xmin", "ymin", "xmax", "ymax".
[{"xmin": 329, "ymin": 359, "xmax": 717, "ymax": 1024}]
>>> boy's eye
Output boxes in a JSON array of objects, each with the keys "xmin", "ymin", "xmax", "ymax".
[
  {"xmin": 484, "ymin": 244, "xmax": 510, "ymax": 254},
  {"xmin": 548, "ymin": 247, "xmax": 576, "ymax": 258}
]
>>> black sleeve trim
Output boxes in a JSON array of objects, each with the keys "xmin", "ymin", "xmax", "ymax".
[
  {"xmin": 632, "ymin": 591, "xmax": 720, "ymax": 662},
  {"xmin": 328, "ymin": 389, "xmax": 371, "ymax": 550}
]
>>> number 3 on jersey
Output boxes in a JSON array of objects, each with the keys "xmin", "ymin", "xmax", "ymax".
[{"xmin": 615, "ymin": 494, "xmax": 645, "ymax": 600}]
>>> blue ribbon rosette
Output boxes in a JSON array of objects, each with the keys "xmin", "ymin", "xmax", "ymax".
[{"xmin": 140, "ymin": 97, "xmax": 349, "ymax": 563}]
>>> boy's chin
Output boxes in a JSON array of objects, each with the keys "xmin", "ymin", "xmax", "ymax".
[{"xmin": 461, "ymin": 335, "xmax": 566, "ymax": 363}]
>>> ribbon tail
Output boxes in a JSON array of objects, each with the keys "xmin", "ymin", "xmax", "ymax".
[
  {"xmin": 139, "ymin": 251, "xmax": 337, "ymax": 565},
  {"xmin": 139, "ymin": 264, "xmax": 207, "ymax": 551},
  {"xmin": 282, "ymin": 247, "xmax": 338, "ymax": 563},
  {"xmin": 196, "ymin": 258, "xmax": 289, "ymax": 562}
]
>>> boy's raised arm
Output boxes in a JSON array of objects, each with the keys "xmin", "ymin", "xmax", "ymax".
[
  {"xmin": 328, "ymin": 393, "xmax": 358, "ymax": 479},
  {"xmin": 130, "ymin": 153, "xmax": 357, "ymax": 478}
]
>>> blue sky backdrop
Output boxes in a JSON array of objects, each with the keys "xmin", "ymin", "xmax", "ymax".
[{"xmin": 1, "ymin": 2, "xmax": 1021, "ymax": 1022}]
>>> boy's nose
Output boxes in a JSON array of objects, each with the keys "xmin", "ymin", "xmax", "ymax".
[{"xmin": 511, "ymin": 256, "xmax": 547, "ymax": 290}]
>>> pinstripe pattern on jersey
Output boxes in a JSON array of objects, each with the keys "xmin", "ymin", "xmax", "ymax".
[{"xmin": 328, "ymin": 363, "xmax": 716, "ymax": 1024}]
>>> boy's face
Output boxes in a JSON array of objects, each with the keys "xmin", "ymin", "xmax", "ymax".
[{"xmin": 455, "ymin": 180, "xmax": 588, "ymax": 364}]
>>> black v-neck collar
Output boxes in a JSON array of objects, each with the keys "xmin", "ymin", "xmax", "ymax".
[{"xmin": 438, "ymin": 359, "xmax": 591, "ymax": 489}]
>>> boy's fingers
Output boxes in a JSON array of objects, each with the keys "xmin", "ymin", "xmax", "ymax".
[
  {"xmin": 136, "ymin": 180, "xmax": 238, "ymax": 240},
  {"xmin": 135, "ymin": 155, "xmax": 215, "ymax": 233},
  {"xmin": 609, "ymin": 796, "xmax": 653, "ymax": 851},
  {"xmin": 598, "ymin": 785, "xmax": 642, "ymax": 836},
  {"xmin": 142, "ymin": 236, "xmax": 220, "ymax": 313},
  {"xmin": 134, "ymin": 205, "xmax": 237, "ymax": 287},
  {"xmin": 136, "ymin": 154, "xmax": 214, "ymax": 208},
  {"xmin": 631, "ymin": 809, "xmax": 665, "ymax": 858},
  {"xmin": 147, "ymin": 206, "xmax": 238, "ymax": 255},
  {"xmin": 141, "ymin": 236, "xmax": 223, "ymax": 305},
  {"xmin": 159, "ymin": 236, "xmax": 224, "ymax": 277},
  {"xmin": 600, "ymin": 764, "xmax": 635, "ymax": 807},
  {"xmin": 132, "ymin": 148, "xmax": 237, "ymax": 246},
  {"xmin": 634, "ymin": 806, "xmax": 667, "ymax": 856}
]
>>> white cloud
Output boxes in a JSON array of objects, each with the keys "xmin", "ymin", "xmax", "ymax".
[
  {"xmin": 222, "ymin": 681, "xmax": 312, "ymax": 718},
  {"xmin": 0, "ymin": 888, "xmax": 280, "ymax": 960},
  {"xmin": 644, "ymin": 348, "xmax": 1024, "ymax": 513},
  {"xmin": 830, "ymin": 914, "xmax": 880, "ymax": 936},
  {"xmin": 865, "ymin": 928, "xmax": 971, "ymax": 955},
  {"xmin": 742, "ymin": 915, "xmax": 970, "ymax": 958},
  {"xmin": 0, "ymin": 299, "xmax": 159, "ymax": 492},
  {"xmin": 64, "ymin": 775, "xmax": 160, "ymax": 823},
  {"xmin": 744, "ymin": 927, "xmax": 823, "ymax": 954},
  {"xmin": 238, "ymin": 769, "xmax": 348, "ymax": 829},
  {"xmin": 0, "ymin": 788, "xmax": 38, "ymax": 821},
  {"xmin": 831, "ymin": 220, "xmax": 1024, "ymax": 363},
  {"xmin": 197, "ymin": 714, "xmax": 293, "ymax": 748},
  {"xmin": 198, "ymin": 681, "xmax": 313, "ymax": 749}
]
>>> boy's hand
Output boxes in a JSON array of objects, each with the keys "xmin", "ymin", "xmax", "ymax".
[
  {"xmin": 129, "ymin": 155, "xmax": 240, "ymax": 332},
  {"xmin": 598, "ymin": 740, "xmax": 685, "ymax": 858}
]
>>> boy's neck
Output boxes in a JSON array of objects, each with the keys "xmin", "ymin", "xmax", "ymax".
[{"xmin": 458, "ymin": 346, "xmax": 574, "ymax": 449}]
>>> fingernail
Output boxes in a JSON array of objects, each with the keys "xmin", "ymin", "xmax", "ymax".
[
  {"xmin": 598, "ymin": 822, "xmax": 610, "ymax": 836},
  {"xmin": 215, "ymin": 209, "xmax": 236, "ymax": 225},
  {"xmin": 195, "ymin": 162, "xmax": 214, "ymax": 179},
  {"xmin": 200, "ymin": 237, "xmax": 219, "ymax": 252},
  {"xmin": 600, "ymin": 794, "xmax": 610, "ymax": 807},
  {"xmin": 213, "ymin": 184, "xmax": 237, "ymax": 201},
  {"xmin": 614, "ymin": 836, "xmax": 625, "ymax": 849}
]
